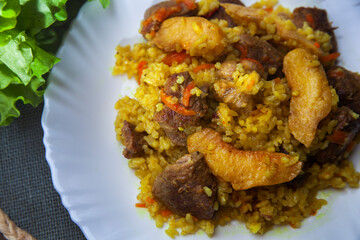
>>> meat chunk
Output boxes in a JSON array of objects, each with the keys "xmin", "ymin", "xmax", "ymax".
[
  {"xmin": 217, "ymin": 59, "xmax": 265, "ymax": 80},
  {"xmin": 209, "ymin": 0, "xmax": 244, "ymax": 28},
  {"xmin": 214, "ymin": 60, "xmax": 260, "ymax": 114},
  {"xmin": 151, "ymin": 17, "xmax": 226, "ymax": 61},
  {"xmin": 154, "ymin": 72, "xmax": 208, "ymax": 146},
  {"xmin": 292, "ymin": 7, "xmax": 337, "ymax": 52},
  {"xmin": 152, "ymin": 152, "xmax": 217, "ymax": 219},
  {"xmin": 154, "ymin": 107, "xmax": 192, "ymax": 146},
  {"xmin": 316, "ymin": 106, "xmax": 360, "ymax": 163},
  {"xmin": 164, "ymin": 72, "xmax": 208, "ymax": 115},
  {"xmin": 141, "ymin": 0, "xmax": 198, "ymax": 38},
  {"xmin": 213, "ymin": 80, "xmax": 255, "ymax": 114},
  {"xmin": 187, "ymin": 128, "xmax": 303, "ymax": 190},
  {"xmin": 327, "ymin": 66, "xmax": 360, "ymax": 114},
  {"xmin": 236, "ymin": 34, "xmax": 284, "ymax": 73},
  {"xmin": 121, "ymin": 121, "xmax": 147, "ymax": 159},
  {"xmin": 240, "ymin": 58, "xmax": 266, "ymax": 78},
  {"xmin": 163, "ymin": 72, "xmax": 191, "ymax": 98},
  {"xmin": 216, "ymin": 60, "xmax": 237, "ymax": 80},
  {"xmin": 283, "ymin": 48, "xmax": 332, "ymax": 147}
]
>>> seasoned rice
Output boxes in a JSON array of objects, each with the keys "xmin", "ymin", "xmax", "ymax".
[{"xmin": 113, "ymin": 0, "xmax": 360, "ymax": 237}]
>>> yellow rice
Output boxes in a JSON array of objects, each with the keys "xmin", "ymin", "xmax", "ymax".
[{"xmin": 113, "ymin": 0, "xmax": 360, "ymax": 238}]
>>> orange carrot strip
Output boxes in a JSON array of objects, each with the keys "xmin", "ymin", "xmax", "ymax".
[
  {"xmin": 160, "ymin": 209, "xmax": 172, "ymax": 217},
  {"xmin": 327, "ymin": 130, "xmax": 350, "ymax": 145},
  {"xmin": 243, "ymin": 58, "xmax": 264, "ymax": 72},
  {"xmin": 320, "ymin": 52, "xmax": 340, "ymax": 63},
  {"xmin": 193, "ymin": 63, "xmax": 214, "ymax": 73},
  {"xmin": 146, "ymin": 197, "xmax": 155, "ymax": 204},
  {"xmin": 204, "ymin": 7, "xmax": 219, "ymax": 18},
  {"xmin": 290, "ymin": 223, "xmax": 298, "ymax": 229},
  {"xmin": 160, "ymin": 90, "xmax": 196, "ymax": 116},
  {"xmin": 135, "ymin": 203, "xmax": 147, "ymax": 208},
  {"xmin": 154, "ymin": 7, "xmax": 167, "ymax": 22},
  {"xmin": 143, "ymin": 6, "xmax": 182, "ymax": 27},
  {"xmin": 314, "ymin": 42, "xmax": 320, "ymax": 48},
  {"xmin": 274, "ymin": 77, "xmax": 281, "ymax": 84},
  {"xmin": 246, "ymin": 78, "xmax": 255, "ymax": 91},
  {"xmin": 137, "ymin": 60, "xmax": 148, "ymax": 84},
  {"xmin": 306, "ymin": 14, "xmax": 315, "ymax": 28},
  {"xmin": 149, "ymin": 30, "xmax": 156, "ymax": 37},
  {"xmin": 311, "ymin": 209, "xmax": 317, "ymax": 216},
  {"xmin": 234, "ymin": 43, "xmax": 247, "ymax": 59},
  {"xmin": 264, "ymin": 7, "xmax": 273, "ymax": 13},
  {"xmin": 182, "ymin": 81, "xmax": 196, "ymax": 107},
  {"xmin": 162, "ymin": 51, "xmax": 188, "ymax": 66},
  {"xmin": 155, "ymin": 6, "xmax": 182, "ymax": 22},
  {"xmin": 346, "ymin": 141, "xmax": 357, "ymax": 153},
  {"xmin": 328, "ymin": 69, "xmax": 345, "ymax": 78}
]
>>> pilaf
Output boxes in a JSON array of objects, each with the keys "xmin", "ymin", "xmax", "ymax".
[{"xmin": 113, "ymin": 0, "xmax": 360, "ymax": 237}]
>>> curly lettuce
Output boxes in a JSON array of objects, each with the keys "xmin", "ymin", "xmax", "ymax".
[
  {"xmin": 90, "ymin": 0, "xmax": 110, "ymax": 8},
  {"xmin": 0, "ymin": 0, "xmax": 108, "ymax": 126}
]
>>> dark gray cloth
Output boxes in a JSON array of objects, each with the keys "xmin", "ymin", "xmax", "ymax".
[
  {"xmin": 0, "ymin": 0, "xmax": 94, "ymax": 240},
  {"xmin": 0, "ymin": 103, "xmax": 86, "ymax": 239},
  {"xmin": 0, "ymin": 1, "xmax": 88, "ymax": 238}
]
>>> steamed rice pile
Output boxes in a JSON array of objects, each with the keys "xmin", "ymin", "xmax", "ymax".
[{"xmin": 113, "ymin": 0, "xmax": 360, "ymax": 237}]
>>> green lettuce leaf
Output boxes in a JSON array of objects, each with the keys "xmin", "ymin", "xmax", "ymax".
[
  {"xmin": 0, "ymin": 1, "xmax": 20, "ymax": 32},
  {"xmin": 0, "ymin": 75, "xmax": 45, "ymax": 126},
  {"xmin": 88, "ymin": 0, "xmax": 110, "ymax": 8},
  {"xmin": 17, "ymin": 0, "xmax": 68, "ymax": 36},
  {"xmin": 99, "ymin": 0, "xmax": 110, "ymax": 8},
  {"xmin": 0, "ymin": 0, "xmax": 109, "ymax": 126},
  {"xmin": 0, "ymin": 30, "xmax": 59, "ymax": 126}
]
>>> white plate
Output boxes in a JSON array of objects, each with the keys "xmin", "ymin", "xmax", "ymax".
[{"xmin": 42, "ymin": 0, "xmax": 360, "ymax": 239}]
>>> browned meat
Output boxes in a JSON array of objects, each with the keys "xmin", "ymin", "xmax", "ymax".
[
  {"xmin": 315, "ymin": 106, "xmax": 360, "ymax": 163},
  {"xmin": 327, "ymin": 66, "xmax": 360, "ymax": 114},
  {"xmin": 292, "ymin": 7, "xmax": 337, "ymax": 53},
  {"xmin": 154, "ymin": 107, "xmax": 194, "ymax": 146},
  {"xmin": 240, "ymin": 58, "xmax": 266, "ymax": 78},
  {"xmin": 216, "ymin": 60, "xmax": 237, "ymax": 80},
  {"xmin": 122, "ymin": 121, "xmax": 148, "ymax": 159},
  {"xmin": 336, "ymin": 107, "xmax": 358, "ymax": 130},
  {"xmin": 164, "ymin": 72, "xmax": 191, "ymax": 98},
  {"xmin": 141, "ymin": 21, "xmax": 161, "ymax": 38},
  {"xmin": 152, "ymin": 152, "xmax": 217, "ymax": 219},
  {"xmin": 236, "ymin": 34, "xmax": 284, "ymax": 73},
  {"xmin": 141, "ymin": 0, "xmax": 198, "ymax": 37},
  {"xmin": 213, "ymin": 80, "xmax": 255, "ymax": 114},
  {"xmin": 154, "ymin": 72, "xmax": 208, "ymax": 146},
  {"xmin": 209, "ymin": 0, "xmax": 244, "ymax": 27},
  {"xmin": 164, "ymin": 71, "xmax": 208, "ymax": 115},
  {"xmin": 217, "ymin": 59, "xmax": 265, "ymax": 81}
]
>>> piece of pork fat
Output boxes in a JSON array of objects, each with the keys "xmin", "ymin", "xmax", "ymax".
[
  {"xmin": 154, "ymin": 72, "xmax": 208, "ymax": 146},
  {"xmin": 152, "ymin": 151, "xmax": 217, "ymax": 219},
  {"xmin": 121, "ymin": 120, "xmax": 148, "ymax": 159}
]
